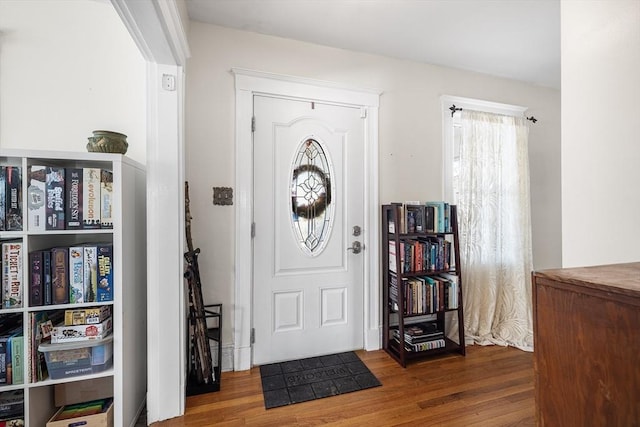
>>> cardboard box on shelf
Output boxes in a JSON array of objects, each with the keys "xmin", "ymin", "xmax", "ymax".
[
  {"xmin": 55, "ymin": 377, "xmax": 113, "ymax": 407},
  {"xmin": 46, "ymin": 399, "xmax": 113, "ymax": 427},
  {"xmin": 51, "ymin": 317, "xmax": 112, "ymax": 343},
  {"xmin": 64, "ymin": 305, "xmax": 111, "ymax": 326}
]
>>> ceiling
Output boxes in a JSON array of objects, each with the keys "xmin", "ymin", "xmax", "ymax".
[{"xmin": 185, "ymin": 0, "xmax": 560, "ymax": 89}]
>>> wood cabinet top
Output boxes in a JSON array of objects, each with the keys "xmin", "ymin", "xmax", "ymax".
[{"xmin": 533, "ymin": 262, "xmax": 640, "ymax": 298}]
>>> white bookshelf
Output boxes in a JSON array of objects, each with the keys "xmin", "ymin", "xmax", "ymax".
[{"xmin": 0, "ymin": 149, "xmax": 146, "ymax": 427}]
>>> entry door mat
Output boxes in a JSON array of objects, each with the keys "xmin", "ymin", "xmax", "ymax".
[{"xmin": 259, "ymin": 351, "xmax": 381, "ymax": 409}]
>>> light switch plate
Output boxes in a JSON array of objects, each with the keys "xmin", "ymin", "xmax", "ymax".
[{"xmin": 213, "ymin": 187, "xmax": 233, "ymax": 205}]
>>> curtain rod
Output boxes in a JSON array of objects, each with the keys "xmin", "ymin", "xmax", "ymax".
[{"xmin": 449, "ymin": 104, "xmax": 537, "ymax": 123}]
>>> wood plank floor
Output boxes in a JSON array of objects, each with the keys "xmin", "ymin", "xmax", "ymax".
[{"xmin": 150, "ymin": 345, "xmax": 534, "ymax": 426}]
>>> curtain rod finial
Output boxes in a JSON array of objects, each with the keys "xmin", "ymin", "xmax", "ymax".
[{"xmin": 450, "ymin": 104, "xmax": 463, "ymax": 117}]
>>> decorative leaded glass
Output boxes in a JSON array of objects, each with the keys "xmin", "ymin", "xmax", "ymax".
[{"xmin": 290, "ymin": 138, "xmax": 334, "ymax": 255}]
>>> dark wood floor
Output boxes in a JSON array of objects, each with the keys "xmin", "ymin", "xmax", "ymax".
[{"xmin": 151, "ymin": 345, "xmax": 535, "ymax": 426}]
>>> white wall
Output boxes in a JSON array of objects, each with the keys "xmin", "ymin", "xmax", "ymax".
[
  {"xmin": 561, "ymin": 0, "xmax": 640, "ymax": 267},
  {"xmin": 0, "ymin": 0, "xmax": 146, "ymax": 164},
  {"xmin": 186, "ymin": 22, "xmax": 561, "ymax": 367}
]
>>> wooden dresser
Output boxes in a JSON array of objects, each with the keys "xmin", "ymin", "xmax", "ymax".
[{"xmin": 532, "ymin": 263, "xmax": 640, "ymax": 426}]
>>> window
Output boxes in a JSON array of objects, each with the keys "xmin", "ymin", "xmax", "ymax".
[
  {"xmin": 441, "ymin": 95, "xmax": 527, "ymax": 204},
  {"xmin": 290, "ymin": 137, "xmax": 335, "ymax": 256}
]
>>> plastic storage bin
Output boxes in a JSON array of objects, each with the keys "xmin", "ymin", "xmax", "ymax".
[{"xmin": 39, "ymin": 335, "xmax": 113, "ymax": 380}]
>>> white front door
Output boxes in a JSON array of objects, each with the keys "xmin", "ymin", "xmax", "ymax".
[{"xmin": 252, "ymin": 95, "xmax": 365, "ymax": 365}]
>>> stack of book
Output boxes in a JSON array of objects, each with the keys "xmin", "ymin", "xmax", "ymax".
[
  {"xmin": 392, "ymin": 322, "xmax": 446, "ymax": 352},
  {"xmin": 0, "ymin": 389, "xmax": 23, "ymax": 425},
  {"xmin": 50, "ymin": 306, "xmax": 112, "ymax": 344}
]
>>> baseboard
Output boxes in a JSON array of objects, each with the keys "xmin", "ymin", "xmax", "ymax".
[
  {"xmin": 222, "ymin": 344, "xmax": 234, "ymax": 372},
  {"xmin": 365, "ymin": 326, "xmax": 382, "ymax": 351}
]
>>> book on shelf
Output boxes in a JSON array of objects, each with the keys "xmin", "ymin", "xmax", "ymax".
[
  {"xmin": 83, "ymin": 168, "xmax": 101, "ymax": 229},
  {"xmin": 0, "ymin": 337, "xmax": 7, "ymax": 385},
  {"xmin": 83, "ymin": 245, "xmax": 98, "ymax": 303},
  {"xmin": 27, "ymin": 310, "xmax": 64, "ymax": 382},
  {"xmin": 0, "ymin": 389, "xmax": 23, "ymax": 421},
  {"xmin": 45, "ymin": 167, "xmax": 65, "ymax": 230},
  {"xmin": 43, "ymin": 250, "xmax": 52, "ymax": 306},
  {"xmin": 0, "ymin": 317, "xmax": 22, "ymax": 386},
  {"xmin": 65, "ymin": 167, "xmax": 83, "ymax": 230},
  {"xmin": 6, "ymin": 331, "xmax": 24, "ymax": 386},
  {"xmin": 69, "ymin": 246, "xmax": 85, "ymax": 304},
  {"xmin": 393, "ymin": 322, "xmax": 444, "ymax": 343},
  {"xmin": 10, "ymin": 333, "xmax": 24, "ymax": 385},
  {"xmin": 425, "ymin": 201, "xmax": 452, "ymax": 233},
  {"xmin": 388, "ymin": 241, "xmax": 398, "ymax": 273},
  {"xmin": 5, "ymin": 167, "xmax": 22, "ymax": 232},
  {"xmin": 405, "ymin": 204, "xmax": 426, "ymax": 233},
  {"xmin": 404, "ymin": 339, "xmax": 446, "ymax": 352},
  {"xmin": 27, "ymin": 165, "xmax": 47, "ymax": 232},
  {"xmin": 0, "ymin": 167, "xmax": 5, "ymax": 231},
  {"xmin": 391, "ymin": 321, "xmax": 446, "ymax": 352},
  {"xmin": 100, "ymin": 170, "xmax": 113, "ymax": 229},
  {"xmin": 2, "ymin": 242, "xmax": 23, "ymax": 308},
  {"xmin": 97, "ymin": 244, "xmax": 113, "ymax": 302},
  {"xmin": 28, "ymin": 312, "xmax": 47, "ymax": 383},
  {"xmin": 51, "ymin": 247, "xmax": 70, "ymax": 305},
  {"xmin": 28, "ymin": 250, "xmax": 44, "ymax": 307},
  {"xmin": 437, "ymin": 272, "xmax": 459, "ymax": 309},
  {"xmin": 64, "ymin": 306, "xmax": 111, "ymax": 326}
]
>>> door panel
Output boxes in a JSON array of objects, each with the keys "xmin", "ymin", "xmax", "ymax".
[{"xmin": 253, "ymin": 95, "xmax": 364, "ymax": 365}]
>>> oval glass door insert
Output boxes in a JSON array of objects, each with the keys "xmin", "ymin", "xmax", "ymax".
[{"xmin": 290, "ymin": 137, "xmax": 335, "ymax": 256}]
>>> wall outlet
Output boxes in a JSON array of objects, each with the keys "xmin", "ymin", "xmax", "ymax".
[{"xmin": 162, "ymin": 74, "xmax": 176, "ymax": 91}]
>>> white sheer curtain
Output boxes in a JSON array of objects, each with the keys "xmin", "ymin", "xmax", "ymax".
[{"xmin": 457, "ymin": 110, "xmax": 534, "ymax": 351}]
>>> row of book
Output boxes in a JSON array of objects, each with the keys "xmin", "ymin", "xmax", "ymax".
[
  {"xmin": 388, "ymin": 237, "xmax": 452, "ymax": 274},
  {"xmin": 0, "ymin": 165, "xmax": 114, "ymax": 232},
  {"xmin": 388, "ymin": 201, "xmax": 454, "ymax": 234},
  {"xmin": 0, "ymin": 389, "xmax": 23, "ymax": 424},
  {"xmin": 0, "ymin": 316, "xmax": 23, "ymax": 386},
  {"xmin": 391, "ymin": 322, "xmax": 447, "ymax": 353},
  {"xmin": 1, "ymin": 241, "xmax": 113, "ymax": 309},
  {"xmin": 28, "ymin": 310, "xmax": 63, "ymax": 383},
  {"xmin": 389, "ymin": 272, "xmax": 459, "ymax": 315}
]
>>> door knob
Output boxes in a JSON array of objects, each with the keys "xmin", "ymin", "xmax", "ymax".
[{"xmin": 347, "ymin": 241, "xmax": 362, "ymax": 254}]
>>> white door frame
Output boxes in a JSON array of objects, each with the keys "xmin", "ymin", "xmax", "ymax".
[
  {"xmin": 112, "ymin": 0, "xmax": 189, "ymax": 423},
  {"xmin": 233, "ymin": 68, "xmax": 382, "ymax": 371}
]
